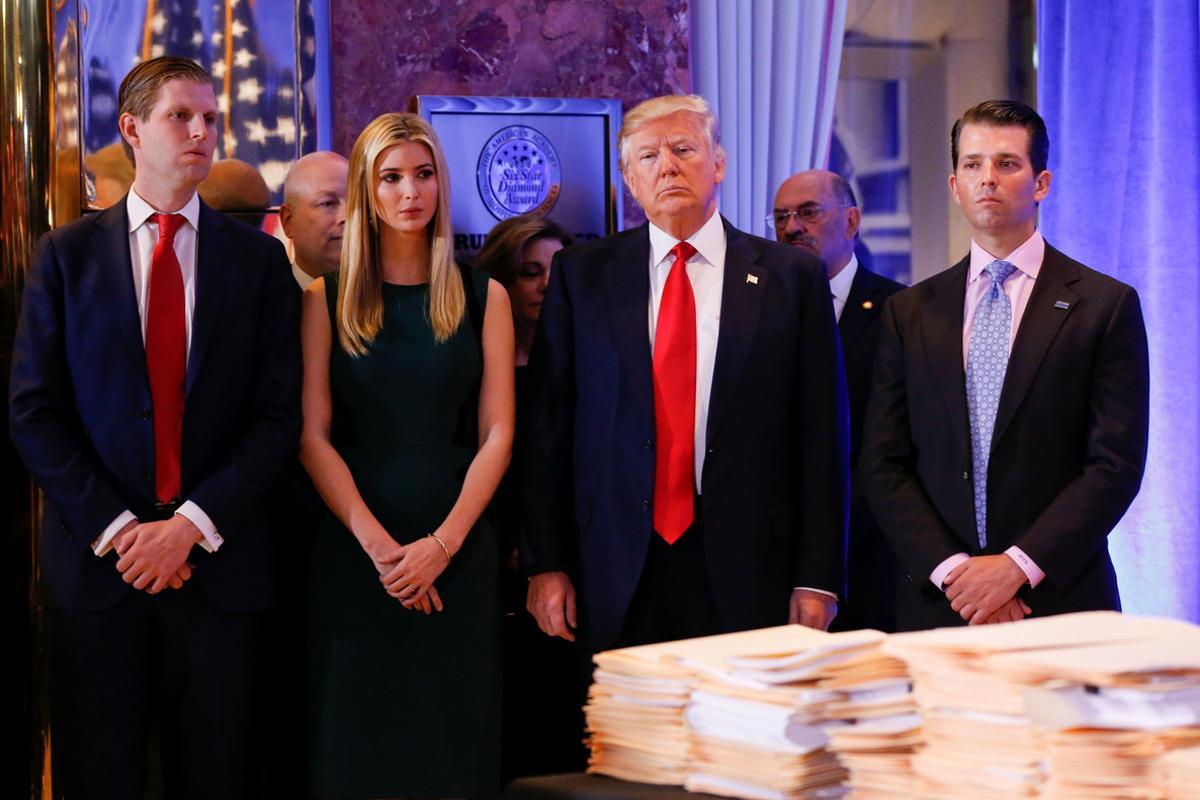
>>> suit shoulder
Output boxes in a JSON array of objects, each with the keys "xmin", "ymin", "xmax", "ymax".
[
  {"xmin": 39, "ymin": 211, "xmax": 108, "ymax": 250},
  {"xmin": 1049, "ymin": 247, "xmax": 1138, "ymax": 298},
  {"xmin": 557, "ymin": 227, "xmax": 639, "ymax": 265},
  {"xmin": 734, "ymin": 233, "xmax": 826, "ymax": 284},
  {"xmin": 213, "ymin": 209, "xmax": 284, "ymax": 250},
  {"xmin": 881, "ymin": 261, "xmax": 962, "ymax": 316},
  {"xmin": 205, "ymin": 209, "xmax": 289, "ymax": 267},
  {"xmin": 46, "ymin": 211, "xmax": 101, "ymax": 238},
  {"xmin": 856, "ymin": 266, "xmax": 906, "ymax": 297}
]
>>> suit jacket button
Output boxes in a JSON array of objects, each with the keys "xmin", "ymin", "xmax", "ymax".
[
  {"xmin": 144, "ymin": 473, "xmax": 153, "ymax": 485},
  {"xmin": 962, "ymin": 471, "xmax": 969, "ymax": 480},
  {"xmin": 644, "ymin": 439, "xmax": 653, "ymax": 450},
  {"xmin": 707, "ymin": 447, "xmax": 715, "ymax": 454},
  {"xmin": 642, "ymin": 499, "xmax": 651, "ymax": 512},
  {"xmin": 140, "ymin": 408, "xmax": 151, "ymax": 420}
]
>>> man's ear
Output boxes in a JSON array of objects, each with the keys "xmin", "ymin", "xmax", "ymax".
[
  {"xmin": 118, "ymin": 112, "xmax": 141, "ymax": 157},
  {"xmin": 845, "ymin": 206, "xmax": 862, "ymax": 239},
  {"xmin": 279, "ymin": 203, "xmax": 294, "ymax": 238},
  {"xmin": 948, "ymin": 172, "xmax": 963, "ymax": 208},
  {"xmin": 1033, "ymin": 169, "xmax": 1052, "ymax": 203}
]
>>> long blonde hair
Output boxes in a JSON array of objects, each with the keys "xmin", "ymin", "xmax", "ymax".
[{"xmin": 337, "ymin": 112, "xmax": 464, "ymax": 354}]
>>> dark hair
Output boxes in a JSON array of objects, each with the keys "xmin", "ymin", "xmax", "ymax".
[
  {"xmin": 117, "ymin": 56, "xmax": 212, "ymax": 161},
  {"xmin": 474, "ymin": 215, "xmax": 574, "ymax": 288},
  {"xmin": 950, "ymin": 100, "xmax": 1049, "ymax": 174}
]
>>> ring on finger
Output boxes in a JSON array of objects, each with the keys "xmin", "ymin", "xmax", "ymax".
[{"xmin": 407, "ymin": 584, "xmax": 419, "ymax": 595}]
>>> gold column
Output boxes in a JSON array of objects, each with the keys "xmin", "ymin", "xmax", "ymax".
[{"xmin": 1, "ymin": 0, "xmax": 80, "ymax": 796}]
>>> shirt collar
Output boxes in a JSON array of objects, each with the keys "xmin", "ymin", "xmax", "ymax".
[
  {"xmin": 126, "ymin": 187, "xmax": 201, "ymax": 234},
  {"xmin": 648, "ymin": 210, "xmax": 726, "ymax": 269},
  {"xmin": 828, "ymin": 253, "xmax": 859, "ymax": 304},
  {"xmin": 968, "ymin": 229, "xmax": 1044, "ymax": 284}
]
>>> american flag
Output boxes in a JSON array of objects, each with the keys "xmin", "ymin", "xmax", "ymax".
[{"xmin": 140, "ymin": 0, "xmax": 315, "ymax": 203}]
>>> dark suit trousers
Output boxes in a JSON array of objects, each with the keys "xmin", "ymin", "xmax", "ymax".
[
  {"xmin": 617, "ymin": 499, "xmax": 723, "ymax": 648},
  {"xmin": 565, "ymin": 503, "xmax": 724, "ymax": 765},
  {"xmin": 49, "ymin": 584, "xmax": 261, "ymax": 800}
]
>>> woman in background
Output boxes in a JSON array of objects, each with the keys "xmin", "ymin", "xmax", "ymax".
[
  {"xmin": 301, "ymin": 112, "xmax": 513, "ymax": 798},
  {"xmin": 474, "ymin": 214, "xmax": 573, "ymax": 367},
  {"xmin": 474, "ymin": 214, "xmax": 581, "ymax": 780}
]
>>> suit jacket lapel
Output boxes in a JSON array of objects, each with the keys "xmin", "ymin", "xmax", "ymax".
[
  {"xmin": 186, "ymin": 202, "xmax": 228, "ymax": 394},
  {"xmin": 991, "ymin": 244, "xmax": 1079, "ymax": 446},
  {"xmin": 706, "ymin": 221, "xmax": 766, "ymax": 446},
  {"xmin": 922, "ymin": 258, "xmax": 972, "ymax": 460},
  {"xmin": 93, "ymin": 201, "xmax": 146, "ymax": 367},
  {"xmin": 605, "ymin": 225, "xmax": 655, "ymax": 421},
  {"xmin": 838, "ymin": 267, "xmax": 876, "ymax": 352}
]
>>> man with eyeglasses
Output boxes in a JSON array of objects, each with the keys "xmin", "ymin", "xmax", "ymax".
[{"xmin": 772, "ymin": 169, "xmax": 904, "ymax": 632}]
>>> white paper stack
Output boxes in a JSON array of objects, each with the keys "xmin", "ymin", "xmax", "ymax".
[
  {"xmin": 586, "ymin": 639, "xmax": 696, "ymax": 784},
  {"xmin": 810, "ymin": 640, "xmax": 920, "ymax": 799},
  {"xmin": 882, "ymin": 611, "xmax": 1200, "ymax": 800},
  {"xmin": 1160, "ymin": 745, "xmax": 1200, "ymax": 800},
  {"xmin": 586, "ymin": 626, "xmax": 844, "ymax": 788},
  {"xmin": 995, "ymin": 633, "xmax": 1200, "ymax": 799},
  {"xmin": 678, "ymin": 628, "xmax": 916, "ymax": 800}
]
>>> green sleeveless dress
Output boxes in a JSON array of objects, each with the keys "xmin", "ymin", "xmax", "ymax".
[{"xmin": 306, "ymin": 272, "xmax": 501, "ymax": 798}]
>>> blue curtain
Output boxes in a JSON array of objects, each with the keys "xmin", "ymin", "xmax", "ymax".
[
  {"xmin": 1038, "ymin": 0, "xmax": 1200, "ymax": 621},
  {"xmin": 691, "ymin": 0, "xmax": 847, "ymax": 235}
]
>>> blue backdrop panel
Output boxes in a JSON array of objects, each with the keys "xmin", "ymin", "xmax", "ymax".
[{"xmin": 1038, "ymin": 0, "xmax": 1200, "ymax": 621}]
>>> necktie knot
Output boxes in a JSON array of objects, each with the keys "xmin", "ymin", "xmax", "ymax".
[
  {"xmin": 670, "ymin": 241, "xmax": 697, "ymax": 264},
  {"xmin": 985, "ymin": 259, "xmax": 1016, "ymax": 287},
  {"xmin": 155, "ymin": 213, "xmax": 186, "ymax": 243}
]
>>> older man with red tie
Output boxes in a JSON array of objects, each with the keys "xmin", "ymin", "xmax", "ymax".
[{"xmin": 520, "ymin": 94, "xmax": 849, "ymax": 656}]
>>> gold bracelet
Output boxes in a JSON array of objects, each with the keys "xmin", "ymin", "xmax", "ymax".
[{"xmin": 427, "ymin": 533, "xmax": 452, "ymax": 564}]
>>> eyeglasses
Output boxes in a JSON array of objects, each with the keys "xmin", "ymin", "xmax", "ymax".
[{"xmin": 765, "ymin": 204, "xmax": 846, "ymax": 228}]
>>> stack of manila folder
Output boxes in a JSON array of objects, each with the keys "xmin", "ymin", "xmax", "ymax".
[
  {"xmin": 881, "ymin": 611, "xmax": 1200, "ymax": 800},
  {"xmin": 1161, "ymin": 746, "xmax": 1200, "ymax": 799},
  {"xmin": 586, "ymin": 624, "xmax": 918, "ymax": 799}
]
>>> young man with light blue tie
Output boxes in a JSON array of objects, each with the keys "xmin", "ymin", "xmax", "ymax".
[{"xmin": 862, "ymin": 100, "xmax": 1149, "ymax": 631}]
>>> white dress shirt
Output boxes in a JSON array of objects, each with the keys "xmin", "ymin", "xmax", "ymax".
[
  {"xmin": 92, "ymin": 189, "xmax": 222, "ymax": 557},
  {"xmin": 929, "ymin": 229, "xmax": 1047, "ymax": 591},
  {"xmin": 292, "ymin": 262, "xmax": 317, "ymax": 290},
  {"xmin": 647, "ymin": 212, "xmax": 726, "ymax": 490},
  {"xmin": 828, "ymin": 254, "xmax": 859, "ymax": 323}
]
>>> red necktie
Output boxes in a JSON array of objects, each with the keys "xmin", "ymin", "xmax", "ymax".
[
  {"xmin": 146, "ymin": 213, "xmax": 187, "ymax": 503},
  {"xmin": 652, "ymin": 241, "xmax": 698, "ymax": 543}
]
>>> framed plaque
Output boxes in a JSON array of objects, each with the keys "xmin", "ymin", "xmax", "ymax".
[{"xmin": 414, "ymin": 95, "xmax": 623, "ymax": 260}]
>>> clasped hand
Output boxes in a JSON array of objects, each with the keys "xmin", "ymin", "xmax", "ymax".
[
  {"xmin": 943, "ymin": 554, "xmax": 1032, "ymax": 625},
  {"xmin": 376, "ymin": 537, "xmax": 447, "ymax": 614},
  {"xmin": 114, "ymin": 516, "xmax": 198, "ymax": 594}
]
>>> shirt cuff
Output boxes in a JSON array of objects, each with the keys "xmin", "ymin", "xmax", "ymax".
[
  {"xmin": 930, "ymin": 552, "xmax": 970, "ymax": 591},
  {"xmin": 177, "ymin": 501, "xmax": 222, "ymax": 553},
  {"xmin": 1004, "ymin": 546, "xmax": 1045, "ymax": 588},
  {"xmin": 794, "ymin": 586, "xmax": 839, "ymax": 602},
  {"xmin": 92, "ymin": 510, "xmax": 137, "ymax": 556}
]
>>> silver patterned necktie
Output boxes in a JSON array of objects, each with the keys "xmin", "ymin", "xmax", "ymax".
[{"xmin": 966, "ymin": 259, "xmax": 1017, "ymax": 548}]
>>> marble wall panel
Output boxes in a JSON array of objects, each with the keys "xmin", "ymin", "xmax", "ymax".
[{"xmin": 332, "ymin": 0, "xmax": 691, "ymax": 226}]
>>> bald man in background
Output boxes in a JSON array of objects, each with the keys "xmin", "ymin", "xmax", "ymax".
[
  {"xmin": 197, "ymin": 158, "xmax": 271, "ymax": 229},
  {"xmin": 280, "ymin": 151, "xmax": 348, "ymax": 289},
  {"xmin": 773, "ymin": 169, "xmax": 904, "ymax": 632}
]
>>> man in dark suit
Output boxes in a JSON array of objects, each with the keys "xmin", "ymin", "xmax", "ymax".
[
  {"xmin": 9, "ymin": 57, "xmax": 300, "ymax": 798},
  {"xmin": 772, "ymin": 169, "xmax": 904, "ymax": 632},
  {"xmin": 861, "ymin": 100, "xmax": 1149, "ymax": 631},
  {"xmin": 521, "ymin": 94, "xmax": 849, "ymax": 653}
]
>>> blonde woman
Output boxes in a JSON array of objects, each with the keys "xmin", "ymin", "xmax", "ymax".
[{"xmin": 300, "ymin": 112, "xmax": 514, "ymax": 798}]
